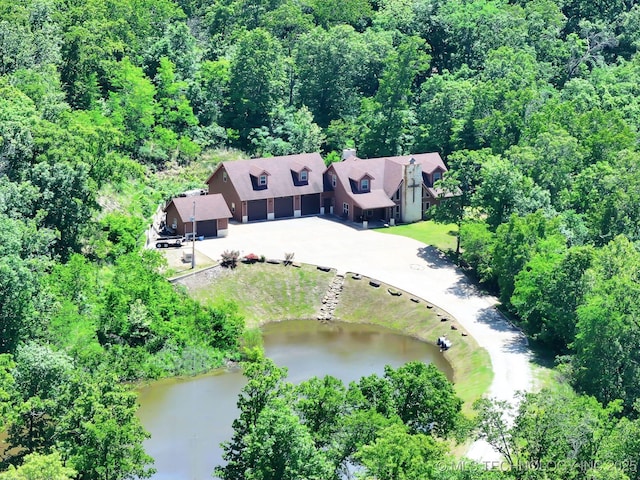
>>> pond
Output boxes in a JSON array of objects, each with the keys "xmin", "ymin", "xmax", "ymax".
[{"xmin": 136, "ymin": 320, "xmax": 452, "ymax": 479}]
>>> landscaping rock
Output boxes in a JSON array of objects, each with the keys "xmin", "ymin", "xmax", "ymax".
[
  {"xmin": 410, "ymin": 298, "xmax": 419, "ymax": 303},
  {"xmin": 267, "ymin": 259, "xmax": 280, "ymax": 264},
  {"xmin": 369, "ymin": 280, "xmax": 380, "ymax": 287},
  {"xmin": 440, "ymin": 317, "xmax": 448, "ymax": 322},
  {"xmin": 451, "ymin": 324, "xmax": 458, "ymax": 330},
  {"xmin": 387, "ymin": 288, "xmax": 402, "ymax": 296},
  {"xmin": 317, "ymin": 266, "xmax": 331, "ymax": 272},
  {"xmin": 317, "ymin": 274, "xmax": 345, "ymax": 322},
  {"xmin": 352, "ymin": 273, "xmax": 362, "ymax": 280}
]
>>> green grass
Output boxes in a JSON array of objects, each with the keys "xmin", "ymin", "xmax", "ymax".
[
  {"xmin": 186, "ymin": 263, "xmax": 335, "ymax": 328},
  {"xmin": 377, "ymin": 220, "xmax": 458, "ymax": 252},
  {"xmin": 336, "ymin": 275, "xmax": 492, "ymax": 413}
]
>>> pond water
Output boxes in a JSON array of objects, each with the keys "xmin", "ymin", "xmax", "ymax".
[{"xmin": 136, "ymin": 320, "xmax": 452, "ymax": 480}]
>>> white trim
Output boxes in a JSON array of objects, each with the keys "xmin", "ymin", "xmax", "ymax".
[
  {"xmin": 267, "ymin": 212, "xmax": 275, "ymax": 220},
  {"xmin": 294, "ymin": 210, "xmax": 301, "ymax": 218}
]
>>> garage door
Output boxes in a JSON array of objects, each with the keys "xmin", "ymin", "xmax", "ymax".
[
  {"xmin": 197, "ymin": 220, "xmax": 218, "ymax": 238},
  {"xmin": 274, "ymin": 197, "xmax": 294, "ymax": 218},
  {"xmin": 301, "ymin": 193, "xmax": 320, "ymax": 215},
  {"xmin": 247, "ymin": 199, "xmax": 267, "ymax": 221}
]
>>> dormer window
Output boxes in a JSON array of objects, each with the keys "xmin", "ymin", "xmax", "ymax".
[
  {"xmin": 300, "ymin": 170, "xmax": 308, "ymax": 182},
  {"xmin": 360, "ymin": 178, "xmax": 369, "ymax": 192},
  {"xmin": 223, "ymin": 171, "xmax": 228, "ymax": 182},
  {"xmin": 433, "ymin": 171, "xmax": 442, "ymax": 183},
  {"xmin": 332, "ymin": 174, "xmax": 337, "ymax": 188},
  {"xmin": 259, "ymin": 174, "xmax": 267, "ymax": 186}
]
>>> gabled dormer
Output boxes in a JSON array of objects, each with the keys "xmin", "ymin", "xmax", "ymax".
[
  {"xmin": 249, "ymin": 165, "xmax": 270, "ymax": 190},
  {"xmin": 290, "ymin": 163, "xmax": 311, "ymax": 186},
  {"xmin": 348, "ymin": 168, "xmax": 374, "ymax": 194},
  {"xmin": 422, "ymin": 167, "xmax": 444, "ymax": 187}
]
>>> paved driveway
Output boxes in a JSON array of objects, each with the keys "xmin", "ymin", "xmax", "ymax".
[{"xmin": 195, "ymin": 216, "xmax": 532, "ymax": 461}]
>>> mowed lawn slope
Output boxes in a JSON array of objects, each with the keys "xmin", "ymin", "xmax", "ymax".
[
  {"xmin": 181, "ymin": 262, "xmax": 492, "ymax": 410},
  {"xmin": 335, "ymin": 275, "xmax": 492, "ymax": 409},
  {"xmin": 184, "ymin": 263, "xmax": 334, "ymax": 327}
]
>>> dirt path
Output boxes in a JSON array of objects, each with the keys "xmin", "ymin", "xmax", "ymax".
[{"xmin": 193, "ymin": 216, "xmax": 533, "ymax": 462}]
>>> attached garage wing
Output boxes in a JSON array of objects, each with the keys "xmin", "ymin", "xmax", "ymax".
[
  {"xmin": 274, "ymin": 196, "xmax": 294, "ymax": 218},
  {"xmin": 301, "ymin": 193, "xmax": 320, "ymax": 215},
  {"xmin": 247, "ymin": 199, "xmax": 267, "ymax": 221}
]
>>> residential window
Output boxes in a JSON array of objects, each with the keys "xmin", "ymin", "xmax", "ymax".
[
  {"xmin": 366, "ymin": 210, "xmax": 373, "ymax": 217},
  {"xmin": 259, "ymin": 174, "xmax": 267, "ymax": 186},
  {"xmin": 300, "ymin": 170, "xmax": 308, "ymax": 182},
  {"xmin": 394, "ymin": 206, "xmax": 400, "ymax": 219},
  {"xmin": 343, "ymin": 202, "xmax": 349, "ymax": 216},
  {"xmin": 231, "ymin": 202, "xmax": 235, "ymax": 213},
  {"xmin": 332, "ymin": 174, "xmax": 337, "ymax": 188},
  {"xmin": 433, "ymin": 171, "xmax": 442, "ymax": 183},
  {"xmin": 223, "ymin": 171, "xmax": 227, "ymax": 182},
  {"xmin": 360, "ymin": 178, "xmax": 369, "ymax": 192},
  {"xmin": 393, "ymin": 189, "xmax": 400, "ymax": 201}
]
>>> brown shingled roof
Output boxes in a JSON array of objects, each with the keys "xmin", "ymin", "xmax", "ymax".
[
  {"xmin": 332, "ymin": 152, "xmax": 447, "ymax": 205},
  {"xmin": 164, "ymin": 194, "xmax": 232, "ymax": 222},
  {"xmin": 352, "ymin": 190, "xmax": 397, "ymax": 209},
  {"xmin": 207, "ymin": 153, "xmax": 326, "ymax": 201}
]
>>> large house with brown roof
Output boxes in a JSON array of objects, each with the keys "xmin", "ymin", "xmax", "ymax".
[
  {"xmin": 323, "ymin": 152, "xmax": 450, "ymax": 224},
  {"xmin": 206, "ymin": 153, "xmax": 327, "ymax": 222},
  {"xmin": 164, "ymin": 193, "xmax": 232, "ymax": 238}
]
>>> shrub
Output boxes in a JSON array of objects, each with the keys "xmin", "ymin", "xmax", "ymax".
[
  {"xmin": 284, "ymin": 252, "xmax": 295, "ymax": 266},
  {"xmin": 221, "ymin": 250, "xmax": 240, "ymax": 268}
]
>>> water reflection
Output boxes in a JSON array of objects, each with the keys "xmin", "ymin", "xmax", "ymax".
[{"xmin": 137, "ymin": 320, "xmax": 451, "ymax": 479}]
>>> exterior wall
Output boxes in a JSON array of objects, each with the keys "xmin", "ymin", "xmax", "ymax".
[
  {"xmin": 218, "ymin": 218, "xmax": 229, "ymax": 237},
  {"xmin": 208, "ymin": 167, "xmax": 243, "ymax": 222},
  {"xmin": 267, "ymin": 198, "xmax": 275, "ymax": 220},
  {"xmin": 294, "ymin": 195, "xmax": 301, "ymax": 217},
  {"xmin": 402, "ymin": 160, "xmax": 423, "ymax": 223},
  {"xmin": 326, "ymin": 167, "xmax": 354, "ymax": 222},
  {"xmin": 164, "ymin": 203, "xmax": 185, "ymax": 236}
]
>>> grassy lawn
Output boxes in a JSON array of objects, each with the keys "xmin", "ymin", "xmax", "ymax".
[
  {"xmin": 336, "ymin": 274, "xmax": 492, "ymax": 413},
  {"xmin": 376, "ymin": 220, "xmax": 458, "ymax": 252},
  {"xmin": 183, "ymin": 262, "xmax": 335, "ymax": 328},
  {"xmin": 181, "ymin": 262, "xmax": 492, "ymax": 413}
]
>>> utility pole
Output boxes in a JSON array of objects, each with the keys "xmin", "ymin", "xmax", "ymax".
[{"xmin": 191, "ymin": 201, "xmax": 196, "ymax": 269}]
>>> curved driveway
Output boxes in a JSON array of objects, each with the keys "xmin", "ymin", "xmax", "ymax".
[{"xmin": 194, "ymin": 216, "xmax": 533, "ymax": 461}]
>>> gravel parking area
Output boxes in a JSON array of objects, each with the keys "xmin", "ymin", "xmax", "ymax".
[{"xmin": 194, "ymin": 216, "xmax": 533, "ymax": 462}]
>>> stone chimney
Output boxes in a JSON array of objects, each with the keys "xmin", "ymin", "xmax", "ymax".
[
  {"xmin": 341, "ymin": 148, "xmax": 357, "ymax": 161},
  {"xmin": 402, "ymin": 158, "xmax": 423, "ymax": 223}
]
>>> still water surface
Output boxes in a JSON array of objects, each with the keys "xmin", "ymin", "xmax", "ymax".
[{"xmin": 137, "ymin": 320, "xmax": 452, "ymax": 479}]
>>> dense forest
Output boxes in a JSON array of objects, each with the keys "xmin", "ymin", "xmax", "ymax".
[{"xmin": 2, "ymin": 0, "xmax": 640, "ymax": 478}]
